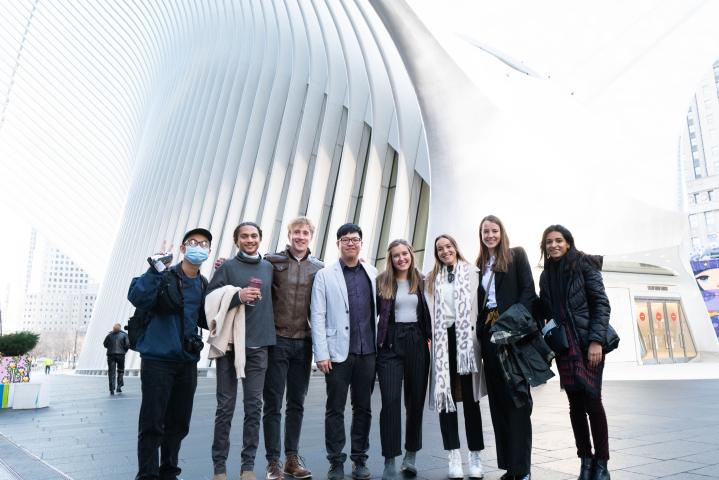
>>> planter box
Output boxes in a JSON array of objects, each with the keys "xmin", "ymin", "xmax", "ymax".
[{"xmin": 0, "ymin": 382, "xmax": 50, "ymax": 409}]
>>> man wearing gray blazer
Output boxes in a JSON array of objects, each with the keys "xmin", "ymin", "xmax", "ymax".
[{"xmin": 311, "ymin": 223, "xmax": 378, "ymax": 480}]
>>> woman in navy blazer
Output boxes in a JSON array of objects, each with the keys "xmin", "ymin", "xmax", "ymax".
[{"xmin": 475, "ymin": 215, "xmax": 537, "ymax": 480}]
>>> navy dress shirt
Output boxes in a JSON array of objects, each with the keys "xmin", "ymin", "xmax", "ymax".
[{"xmin": 341, "ymin": 261, "xmax": 375, "ymax": 355}]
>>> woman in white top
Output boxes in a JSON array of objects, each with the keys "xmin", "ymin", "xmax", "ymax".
[
  {"xmin": 425, "ymin": 234, "xmax": 485, "ymax": 480},
  {"xmin": 376, "ymin": 239, "xmax": 432, "ymax": 479}
]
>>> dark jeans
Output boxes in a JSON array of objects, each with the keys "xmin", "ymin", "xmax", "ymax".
[
  {"xmin": 325, "ymin": 353, "xmax": 376, "ymax": 465},
  {"xmin": 438, "ymin": 326, "xmax": 484, "ymax": 452},
  {"xmin": 263, "ymin": 337, "xmax": 313, "ymax": 461},
  {"xmin": 567, "ymin": 390, "xmax": 609, "ymax": 460},
  {"xmin": 212, "ymin": 348, "xmax": 268, "ymax": 474},
  {"xmin": 136, "ymin": 359, "xmax": 197, "ymax": 480},
  {"xmin": 376, "ymin": 323, "xmax": 429, "ymax": 458},
  {"xmin": 108, "ymin": 354, "xmax": 126, "ymax": 391}
]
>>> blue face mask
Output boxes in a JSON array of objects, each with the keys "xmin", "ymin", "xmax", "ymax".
[{"xmin": 184, "ymin": 246, "xmax": 209, "ymax": 265}]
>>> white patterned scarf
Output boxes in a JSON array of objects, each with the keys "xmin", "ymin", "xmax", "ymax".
[{"xmin": 433, "ymin": 260, "xmax": 478, "ymax": 412}]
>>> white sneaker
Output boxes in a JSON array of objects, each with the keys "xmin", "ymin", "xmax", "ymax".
[
  {"xmin": 468, "ymin": 451, "xmax": 483, "ymax": 479},
  {"xmin": 447, "ymin": 449, "xmax": 463, "ymax": 479}
]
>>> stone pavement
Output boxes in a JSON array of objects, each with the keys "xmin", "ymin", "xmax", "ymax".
[{"xmin": 1, "ymin": 374, "xmax": 719, "ymax": 480}]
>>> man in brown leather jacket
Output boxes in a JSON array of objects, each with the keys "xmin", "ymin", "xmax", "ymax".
[{"xmin": 262, "ymin": 217, "xmax": 323, "ymax": 480}]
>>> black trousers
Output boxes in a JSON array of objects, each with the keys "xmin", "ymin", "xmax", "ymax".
[
  {"xmin": 438, "ymin": 326, "xmax": 484, "ymax": 451},
  {"xmin": 567, "ymin": 390, "xmax": 609, "ymax": 460},
  {"xmin": 263, "ymin": 337, "xmax": 313, "ymax": 460},
  {"xmin": 324, "ymin": 353, "xmax": 376, "ymax": 464},
  {"xmin": 107, "ymin": 354, "xmax": 126, "ymax": 391},
  {"xmin": 376, "ymin": 323, "xmax": 429, "ymax": 458},
  {"xmin": 136, "ymin": 359, "xmax": 197, "ymax": 480},
  {"xmin": 481, "ymin": 315, "xmax": 532, "ymax": 476}
]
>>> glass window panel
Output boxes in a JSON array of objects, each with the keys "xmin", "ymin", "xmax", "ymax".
[
  {"xmin": 648, "ymin": 302, "xmax": 672, "ymax": 363},
  {"xmin": 634, "ymin": 300, "xmax": 654, "ymax": 363}
]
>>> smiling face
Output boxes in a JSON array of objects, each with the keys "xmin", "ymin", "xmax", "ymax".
[
  {"xmin": 237, "ymin": 225, "xmax": 261, "ymax": 255},
  {"xmin": 288, "ymin": 224, "xmax": 313, "ymax": 257},
  {"xmin": 390, "ymin": 244, "xmax": 413, "ymax": 274},
  {"xmin": 337, "ymin": 233, "xmax": 362, "ymax": 263},
  {"xmin": 545, "ymin": 230, "xmax": 570, "ymax": 260},
  {"xmin": 435, "ymin": 237, "xmax": 457, "ymax": 267},
  {"xmin": 481, "ymin": 220, "xmax": 501, "ymax": 253}
]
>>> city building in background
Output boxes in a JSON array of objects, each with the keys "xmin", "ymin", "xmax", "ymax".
[
  {"xmin": 7, "ymin": 229, "xmax": 98, "ymax": 361},
  {"xmin": 680, "ymin": 59, "xmax": 719, "ymax": 340},
  {"xmin": 683, "ymin": 59, "xmax": 719, "ymax": 259}
]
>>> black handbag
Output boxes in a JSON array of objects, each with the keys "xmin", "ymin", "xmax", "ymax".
[{"xmin": 543, "ymin": 319, "xmax": 569, "ymax": 355}]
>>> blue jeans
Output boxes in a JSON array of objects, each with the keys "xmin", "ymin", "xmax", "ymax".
[
  {"xmin": 262, "ymin": 337, "xmax": 313, "ymax": 460},
  {"xmin": 136, "ymin": 359, "xmax": 197, "ymax": 480}
]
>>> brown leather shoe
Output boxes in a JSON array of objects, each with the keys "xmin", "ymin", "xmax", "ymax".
[
  {"xmin": 284, "ymin": 454, "xmax": 312, "ymax": 479},
  {"xmin": 266, "ymin": 460, "xmax": 285, "ymax": 480}
]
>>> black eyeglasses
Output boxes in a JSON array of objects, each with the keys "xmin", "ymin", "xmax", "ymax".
[{"xmin": 447, "ymin": 265, "xmax": 455, "ymax": 283}]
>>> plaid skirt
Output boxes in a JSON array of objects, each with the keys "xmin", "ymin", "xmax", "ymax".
[{"xmin": 555, "ymin": 321, "xmax": 604, "ymax": 398}]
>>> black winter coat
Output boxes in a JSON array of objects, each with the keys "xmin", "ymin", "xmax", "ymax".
[
  {"xmin": 488, "ymin": 303, "xmax": 555, "ymax": 407},
  {"xmin": 539, "ymin": 251, "xmax": 616, "ymax": 352}
]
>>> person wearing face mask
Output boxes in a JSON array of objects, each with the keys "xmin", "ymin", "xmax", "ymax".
[
  {"xmin": 127, "ymin": 227, "xmax": 212, "ymax": 480},
  {"xmin": 425, "ymin": 234, "xmax": 485, "ymax": 480},
  {"xmin": 262, "ymin": 217, "xmax": 323, "ymax": 480},
  {"xmin": 208, "ymin": 222, "xmax": 276, "ymax": 480}
]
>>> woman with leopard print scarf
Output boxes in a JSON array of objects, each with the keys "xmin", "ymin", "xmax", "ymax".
[{"xmin": 425, "ymin": 234, "xmax": 486, "ymax": 480}]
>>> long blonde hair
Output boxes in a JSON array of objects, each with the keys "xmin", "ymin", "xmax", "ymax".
[
  {"xmin": 426, "ymin": 234, "xmax": 467, "ymax": 296},
  {"xmin": 377, "ymin": 239, "xmax": 421, "ymax": 299}
]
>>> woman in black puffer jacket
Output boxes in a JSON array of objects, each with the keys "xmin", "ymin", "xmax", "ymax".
[{"xmin": 538, "ymin": 225, "xmax": 616, "ymax": 480}]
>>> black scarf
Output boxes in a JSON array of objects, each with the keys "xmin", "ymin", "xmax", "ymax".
[{"xmin": 547, "ymin": 255, "xmax": 569, "ymax": 324}]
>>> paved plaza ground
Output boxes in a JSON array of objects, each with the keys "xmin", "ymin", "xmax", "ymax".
[{"xmin": 1, "ymin": 372, "xmax": 719, "ymax": 480}]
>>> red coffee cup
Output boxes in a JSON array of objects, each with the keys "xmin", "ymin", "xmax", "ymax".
[{"xmin": 246, "ymin": 277, "xmax": 263, "ymax": 305}]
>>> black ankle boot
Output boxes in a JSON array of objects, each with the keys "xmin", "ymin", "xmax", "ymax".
[
  {"xmin": 591, "ymin": 460, "xmax": 610, "ymax": 480},
  {"xmin": 578, "ymin": 457, "xmax": 593, "ymax": 480}
]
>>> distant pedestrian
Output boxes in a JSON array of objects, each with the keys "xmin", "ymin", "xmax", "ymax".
[
  {"xmin": 44, "ymin": 358, "xmax": 53, "ymax": 375},
  {"xmin": 103, "ymin": 323, "xmax": 130, "ymax": 395}
]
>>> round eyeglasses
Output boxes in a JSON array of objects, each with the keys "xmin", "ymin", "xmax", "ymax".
[{"xmin": 184, "ymin": 239, "xmax": 210, "ymax": 248}]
